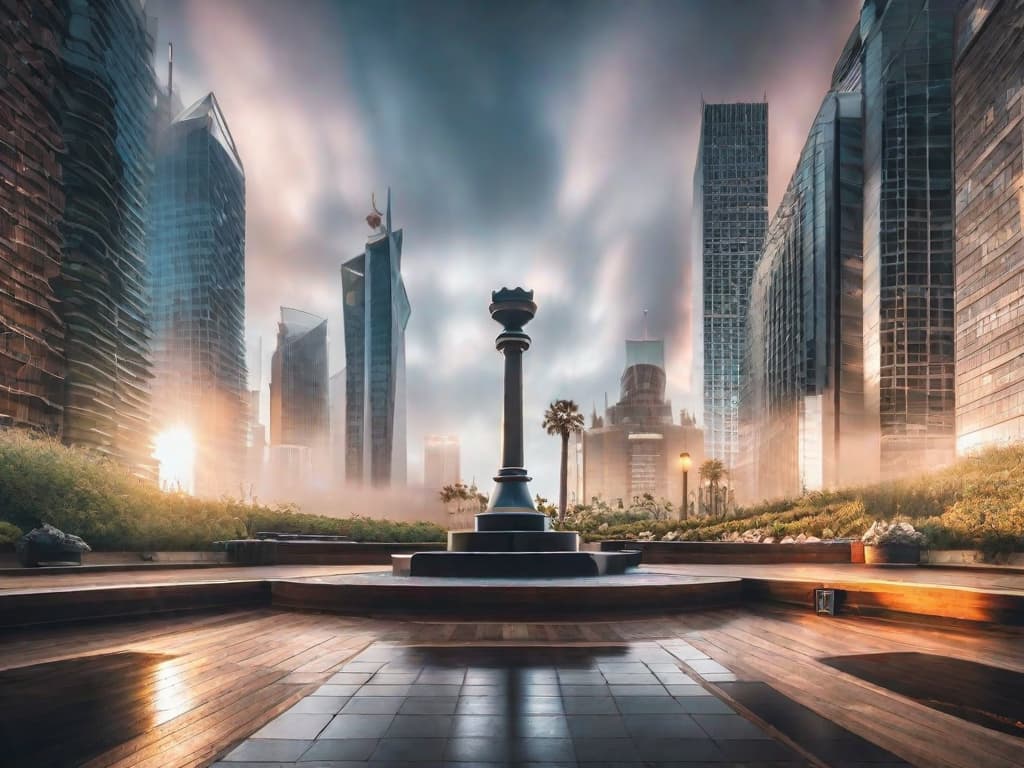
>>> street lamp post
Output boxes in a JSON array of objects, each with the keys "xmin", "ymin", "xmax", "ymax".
[{"xmin": 678, "ymin": 452, "xmax": 692, "ymax": 522}]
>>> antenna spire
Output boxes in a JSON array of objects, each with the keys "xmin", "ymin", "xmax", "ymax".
[
  {"xmin": 167, "ymin": 42, "xmax": 173, "ymax": 99},
  {"xmin": 642, "ymin": 309, "xmax": 649, "ymax": 340}
]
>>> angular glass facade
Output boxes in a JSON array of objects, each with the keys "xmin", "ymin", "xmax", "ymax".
[
  {"xmin": 694, "ymin": 102, "xmax": 768, "ymax": 472},
  {"xmin": 953, "ymin": 0, "xmax": 1024, "ymax": 451},
  {"xmin": 860, "ymin": 0, "xmax": 959, "ymax": 477},
  {"xmin": 57, "ymin": 0, "xmax": 157, "ymax": 476},
  {"xmin": 269, "ymin": 308, "xmax": 329, "ymax": 450},
  {"xmin": 341, "ymin": 193, "xmax": 410, "ymax": 486},
  {"xmin": 149, "ymin": 93, "xmax": 247, "ymax": 495},
  {"xmin": 740, "ymin": 93, "xmax": 866, "ymax": 502},
  {"xmin": 0, "ymin": 0, "xmax": 65, "ymax": 434}
]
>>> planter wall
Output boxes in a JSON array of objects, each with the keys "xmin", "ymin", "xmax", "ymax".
[
  {"xmin": 600, "ymin": 540, "xmax": 853, "ymax": 564},
  {"xmin": 863, "ymin": 543, "xmax": 920, "ymax": 565}
]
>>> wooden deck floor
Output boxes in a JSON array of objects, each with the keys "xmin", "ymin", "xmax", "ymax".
[{"xmin": 1, "ymin": 606, "xmax": 1021, "ymax": 767}]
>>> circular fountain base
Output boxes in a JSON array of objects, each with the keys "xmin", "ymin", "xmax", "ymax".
[
  {"xmin": 448, "ymin": 530, "xmax": 579, "ymax": 552},
  {"xmin": 393, "ymin": 549, "xmax": 641, "ymax": 578}
]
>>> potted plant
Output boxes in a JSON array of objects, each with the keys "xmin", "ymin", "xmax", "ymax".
[{"xmin": 861, "ymin": 520, "xmax": 924, "ymax": 565}]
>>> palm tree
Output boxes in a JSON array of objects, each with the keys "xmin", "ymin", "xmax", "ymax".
[
  {"xmin": 542, "ymin": 399, "xmax": 585, "ymax": 525},
  {"xmin": 699, "ymin": 459, "xmax": 726, "ymax": 518}
]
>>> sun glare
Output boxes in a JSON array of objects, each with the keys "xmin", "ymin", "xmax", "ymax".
[{"xmin": 154, "ymin": 427, "xmax": 196, "ymax": 495}]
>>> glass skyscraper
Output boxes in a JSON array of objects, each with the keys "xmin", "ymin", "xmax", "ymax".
[
  {"xmin": 694, "ymin": 102, "xmax": 769, "ymax": 472},
  {"xmin": 149, "ymin": 92, "xmax": 247, "ymax": 496},
  {"xmin": 740, "ymin": 92, "xmax": 866, "ymax": 502},
  {"xmin": 57, "ymin": 0, "xmax": 157, "ymax": 476},
  {"xmin": 858, "ymin": 0, "xmax": 959, "ymax": 477},
  {"xmin": 0, "ymin": 0, "xmax": 65, "ymax": 435},
  {"xmin": 953, "ymin": 0, "xmax": 1024, "ymax": 451},
  {"xmin": 341, "ymin": 191, "xmax": 410, "ymax": 486},
  {"xmin": 269, "ymin": 308, "xmax": 329, "ymax": 452}
]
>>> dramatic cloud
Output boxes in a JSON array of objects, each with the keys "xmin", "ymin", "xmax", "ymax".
[{"xmin": 148, "ymin": 0, "xmax": 860, "ymax": 498}]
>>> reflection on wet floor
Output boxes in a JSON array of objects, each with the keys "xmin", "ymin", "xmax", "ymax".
[
  {"xmin": 217, "ymin": 642, "xmax": 808, "ymax": 766},
  {"xmin": 822, "ymin": 652, "xmax": 1024, "ymax": 739},
  {"xmin": 0, "ymin": 651, "xmax": 179, "ymax": 768}
]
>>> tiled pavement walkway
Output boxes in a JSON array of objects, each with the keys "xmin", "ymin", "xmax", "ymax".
[{"xmin": 215, "ymin": 641, "xmax": 812, "ymax": 767}]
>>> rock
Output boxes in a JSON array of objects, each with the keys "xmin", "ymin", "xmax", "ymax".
[
  {"xmin": 18, "ymin": 524, "xmax": 91, "ymax": 552},
  {"xmin": 780, "ymin": 536, "xmax": 796, "ymax": 544},
  {"xmin": 762, "ymin": 536, "xmax": 775, "ymax": 544},
  {"xmin": 795, "ymin": 533, "xmax": 807, "ymax": 543},
  {"xmin": 805, "ymin": 535, "xmax": 821, "ymax": 543}
]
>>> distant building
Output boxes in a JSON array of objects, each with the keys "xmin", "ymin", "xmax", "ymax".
[
  {"xmin": 341, "ymin": 191, "xmax": 410, "ymax": 486},
  {"xmin": 330, "ymin": 369, "xmax": 346, "ymax": 484},
  {"xmin": 855, "ymin": 0, "xmax": 960, "ymax": 477},
  {"xmin": 269, "ymin": 308, "xmax": 329, "ymax": 453},
  {"xmin": 149, "ymin": 92, "xmax": 247, "ymax": 496},
  {"xmin": 424, "ymin": 435, "xmax": 460, "ymax": 491},
  {"xmin": 583, "ymin": 340, "xmax": 704, "ymax": 508},
  {"xmin": 739, "ymin": 91, "xmax": 867, "ymax": 502},
  {"xmin": 694, "ymin": 102, "xmax": 769, "ymax": 474},
  {"xmin": 953, "ymin": 0, "xmax": 1024, "ymax": 452},
  {"xmin": 0, "ymin": 0, "xmax": 65, "ymax": 435}
]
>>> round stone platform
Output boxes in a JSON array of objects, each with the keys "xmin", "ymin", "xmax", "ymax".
[{"xmin": 271, "ymin": 569, "xmax": 742, "ymax": 619}]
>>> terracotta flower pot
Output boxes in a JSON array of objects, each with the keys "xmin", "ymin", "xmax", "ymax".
[{"xmin": 863, "ymin": 543, "xmax": 920, "ymax": 566}]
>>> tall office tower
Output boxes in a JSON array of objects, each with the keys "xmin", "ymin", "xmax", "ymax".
[
  {"xmin": 953, "ymin": 0, "xmax": 1024, "ymax": 451},
  {"xmin": 329, "ymin": 369, "xmax": 346, "ymax": 483},
  {"xmin": 341, "ymin": 191, "xmax": 410, "ymax": 486},
  {"xmin": 57, "ymin": 0, "xmax": 157, "ymax": 476},
  {"xmin": 693, "ymin": 102, "xmax": 769, "ymax": 474},
  {"xmin": 858, "ymin": 0, "xmax": 960, "ymax": 477},
  {"xmin": 0, "ymin": 0, "xmax": 65, "ymax": 434},
  {"xmin": 269, "ymin": 308, "xmax": 329, "ymax": 451},
  {"xmin": 424, "ymin": 435, "xmax": 460, "ymax": 491},
  {"xmin": 149, "ymin": 92, "xmax": 247, "ymax": 495},
  {"xmin": 739, "ymin": 92, "xmax": 865, "ymax": 503},
  {"xmin": 583, "ymin": 340, "xmax": 704, "ymax": 506}
]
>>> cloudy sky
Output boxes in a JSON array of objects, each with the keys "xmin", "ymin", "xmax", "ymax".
[{"xmin": 147, "ymin": 0, "xmax": 861, "ymax": 499}]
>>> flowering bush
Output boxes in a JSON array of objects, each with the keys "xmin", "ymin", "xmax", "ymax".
[{"xmin": 861, "ymin": 520, "xmax": 926, "ymax": 546}]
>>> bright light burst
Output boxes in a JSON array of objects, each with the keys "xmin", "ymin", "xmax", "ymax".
[{"xmin": 153, "ymin": 426, "xmax": 196, "ymax": 495}]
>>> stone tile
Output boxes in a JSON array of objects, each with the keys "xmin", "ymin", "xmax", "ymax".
[
  {"xmin": 320, "ymin": 714, "xmax": 395, "ymax": 739},
  {"xmin": 251, "ymin": 713, "xmax": 332, "ymax": 740},
  {"xmin": 610, "ymin": 684, "xmax": 669, "ymax": 697},
  {"xmin": 563, "ymin": 696, "xmax": 619, "ymax": 715},
  {"xmin": 222, "ymin": 738, "xmax": 313, "ymax": 762},
  {"xmin": 417, "ymin": 668, "xmax": 466, "ymax": 684},
  {"xmin": 354, "ymin": 684, "xmax": 412, "ymax": 697},
  {"xmin": 284, "ymin": 696, "xmax": 348, "ymax": 715},
  {"xmin": 312, "ymin": 684, "xmax": 361, "ymax": 697},
  {"xmin": 614, "ymin": 696, "xmax": 684, "ymax": 714},
  {"xmin": 635, "ymin": 737, "xmax": 724, "ymax": 762},
  {"xmin": 571, "ymin": 737, "xmax": 638, "ymax": 762},
  {"xmin": 341, "ymin": 697, "xmax": 405, "ymax": 715},
  {"xmin": 701, "ymin": 673, "xmax": 738, "ymax": 682},
  {"xmin": 673, "ymin": 696, "xmax": 734, "ymax": 715},
  {"xmin": 460, "ymin": 684, "xmax": 506, "ymax": 696},
  {"xmin": 327, "ymin": 671, "xmax": 373, "ymax": 685},
  {"xmin": 714, "ymin": 738, "xmax": 804, "ymax": 762},
  {"xmin": 518, "ymin": 714, "xmax": 570, "ymax": 738},
  {"xmin": 456, "ymin": 696, "xmax": 508, "ymax": 715},
  {"xmin": 666, "ymin": 684, "xmax": 711, "ymax": 697},
  {"xmin": 399, "ymin": 696, "xmax": 458, "ymax": 714},
  {"xmin": 444, "ymin": 737, "xmax": 512, "ymax": 762},
  {"xmin": 622, "ymin": 713, "xmax": 704, "ymax": 740},
  {"xmin": 596, "ymin": 662, "xmax": 649, "ymax": 674},
  {"xmin": 686, "ymin": 660, "xmax": 731, "ymax": 676},
  {"xmin": 693, "ymin": 714, "xmax": 772, "ymax": 740},
  {"xmin": 566, "ymin": 715, "xmax": 629, "ymax": 739},
  {"xmin": 521, "ymin": 696, "xmax": 563, "ymax": 713},
  {"xmin": 560, "ymin": 683, "xmax": 611, "ymax": 697},
  {"xmin": 602, "ymin": 673, "xmax": 660, "ymax": 685},
  {"xmin": 407, "ymin": 683, "xmax": 461, "ymax": 697},
  {"xmin": 385, "ymin": 714, "xmax": 454, "ymax": 738},
  {"xmin": 370, "ymin": 737, "xmax": 447, "ymax": 762},
  {"xmin": 520, "ymin": 682, "xmax": 560, "ymax": 696},
  {"xmin": 558, "ymin": 671, "xmax": 606, "ymax": 684},
  {"xmin": 370, "ymin": 672, "xmax": 419, "ymax": 685},
  {"xmin": 298, "ymin": 738, "xmax": 378, "ymax": 761},
  {"xmin": 451, "ymin": 714, "xmax": 510, "ymax": 737},
  {"xmin": 342, "ymin": 661, "xmax": 385, "ymax": 673},
  {"xmin": 510, "ymin": 737, "xmax": 576, "ymax": 762}
]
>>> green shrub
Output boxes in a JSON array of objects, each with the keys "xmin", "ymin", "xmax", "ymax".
[
  {"xmin": 0, "ymin": 430, "xmax": 445, "ymax": 550},
  {"xmin": 0, "ymin": 520, "xmax": 22, "ymax": 547},
  {"xmin": 563, "ymin": 444, "xmax": 1024, "ymax": 552}
]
